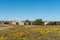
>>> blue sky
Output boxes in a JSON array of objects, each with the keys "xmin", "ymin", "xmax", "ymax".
[{"xmin": 0, "ymin": 0, "xmax": 60, "ymax": 21}]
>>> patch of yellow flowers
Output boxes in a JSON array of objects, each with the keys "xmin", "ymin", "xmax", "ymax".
[
  {"xmin": 0, "ymin": 27, "xmax": 60, "ymax": 40},
  {"xmin": 31, "ymin": 27, "xmax": 60, "ymax": 35}
]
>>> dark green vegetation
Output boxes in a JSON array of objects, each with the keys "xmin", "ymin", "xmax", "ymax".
[
  {"xmin": 32, "ymin": 19, "xmax": 44, "ymax": 25},
  {"xmin": 25, "ymin": 19, "xmax": 60, "ymax": 25},
  {"xmin": 0, "ymin": 19, "xmax": 60, "ymax": 26}
]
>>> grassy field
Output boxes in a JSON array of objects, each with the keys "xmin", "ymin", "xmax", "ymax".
[{"xmin": 0, "ymin": 25, "xmax": 60, "ymax": 40}]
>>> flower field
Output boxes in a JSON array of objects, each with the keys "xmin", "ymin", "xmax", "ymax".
[{"xmin": 0, "ymin": 25, "xmax": 60, "ymax": 40}]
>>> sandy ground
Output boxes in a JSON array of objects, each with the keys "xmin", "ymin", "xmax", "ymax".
[{"xmin": 0, "ymin": 25, "xmax": 14, "ymax": 31}]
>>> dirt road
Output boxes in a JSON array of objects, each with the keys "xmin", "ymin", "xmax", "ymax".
[{"xmin": 0, "ymin": 25, "xmax": 14, "ymax": 31}]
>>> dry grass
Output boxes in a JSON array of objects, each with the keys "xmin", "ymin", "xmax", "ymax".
[{"xmin": 0, "ymin": 25, "xmax": 60, "ymax": 40}]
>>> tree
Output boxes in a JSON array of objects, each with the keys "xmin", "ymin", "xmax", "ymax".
[
  {"xmin": 24, "ymin": 20, "xmax": 31, "ymax": 25},
  {"xmin": 47, "ymin": 21, "xmax": 55, "ymax": 25},
  {"xmin": 25, "ymin": 20, "xmax": 31, "ymax": 23},
  {"xmin": 32, "ymin": 19, "xmax": 43, "ymax": 25}
]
